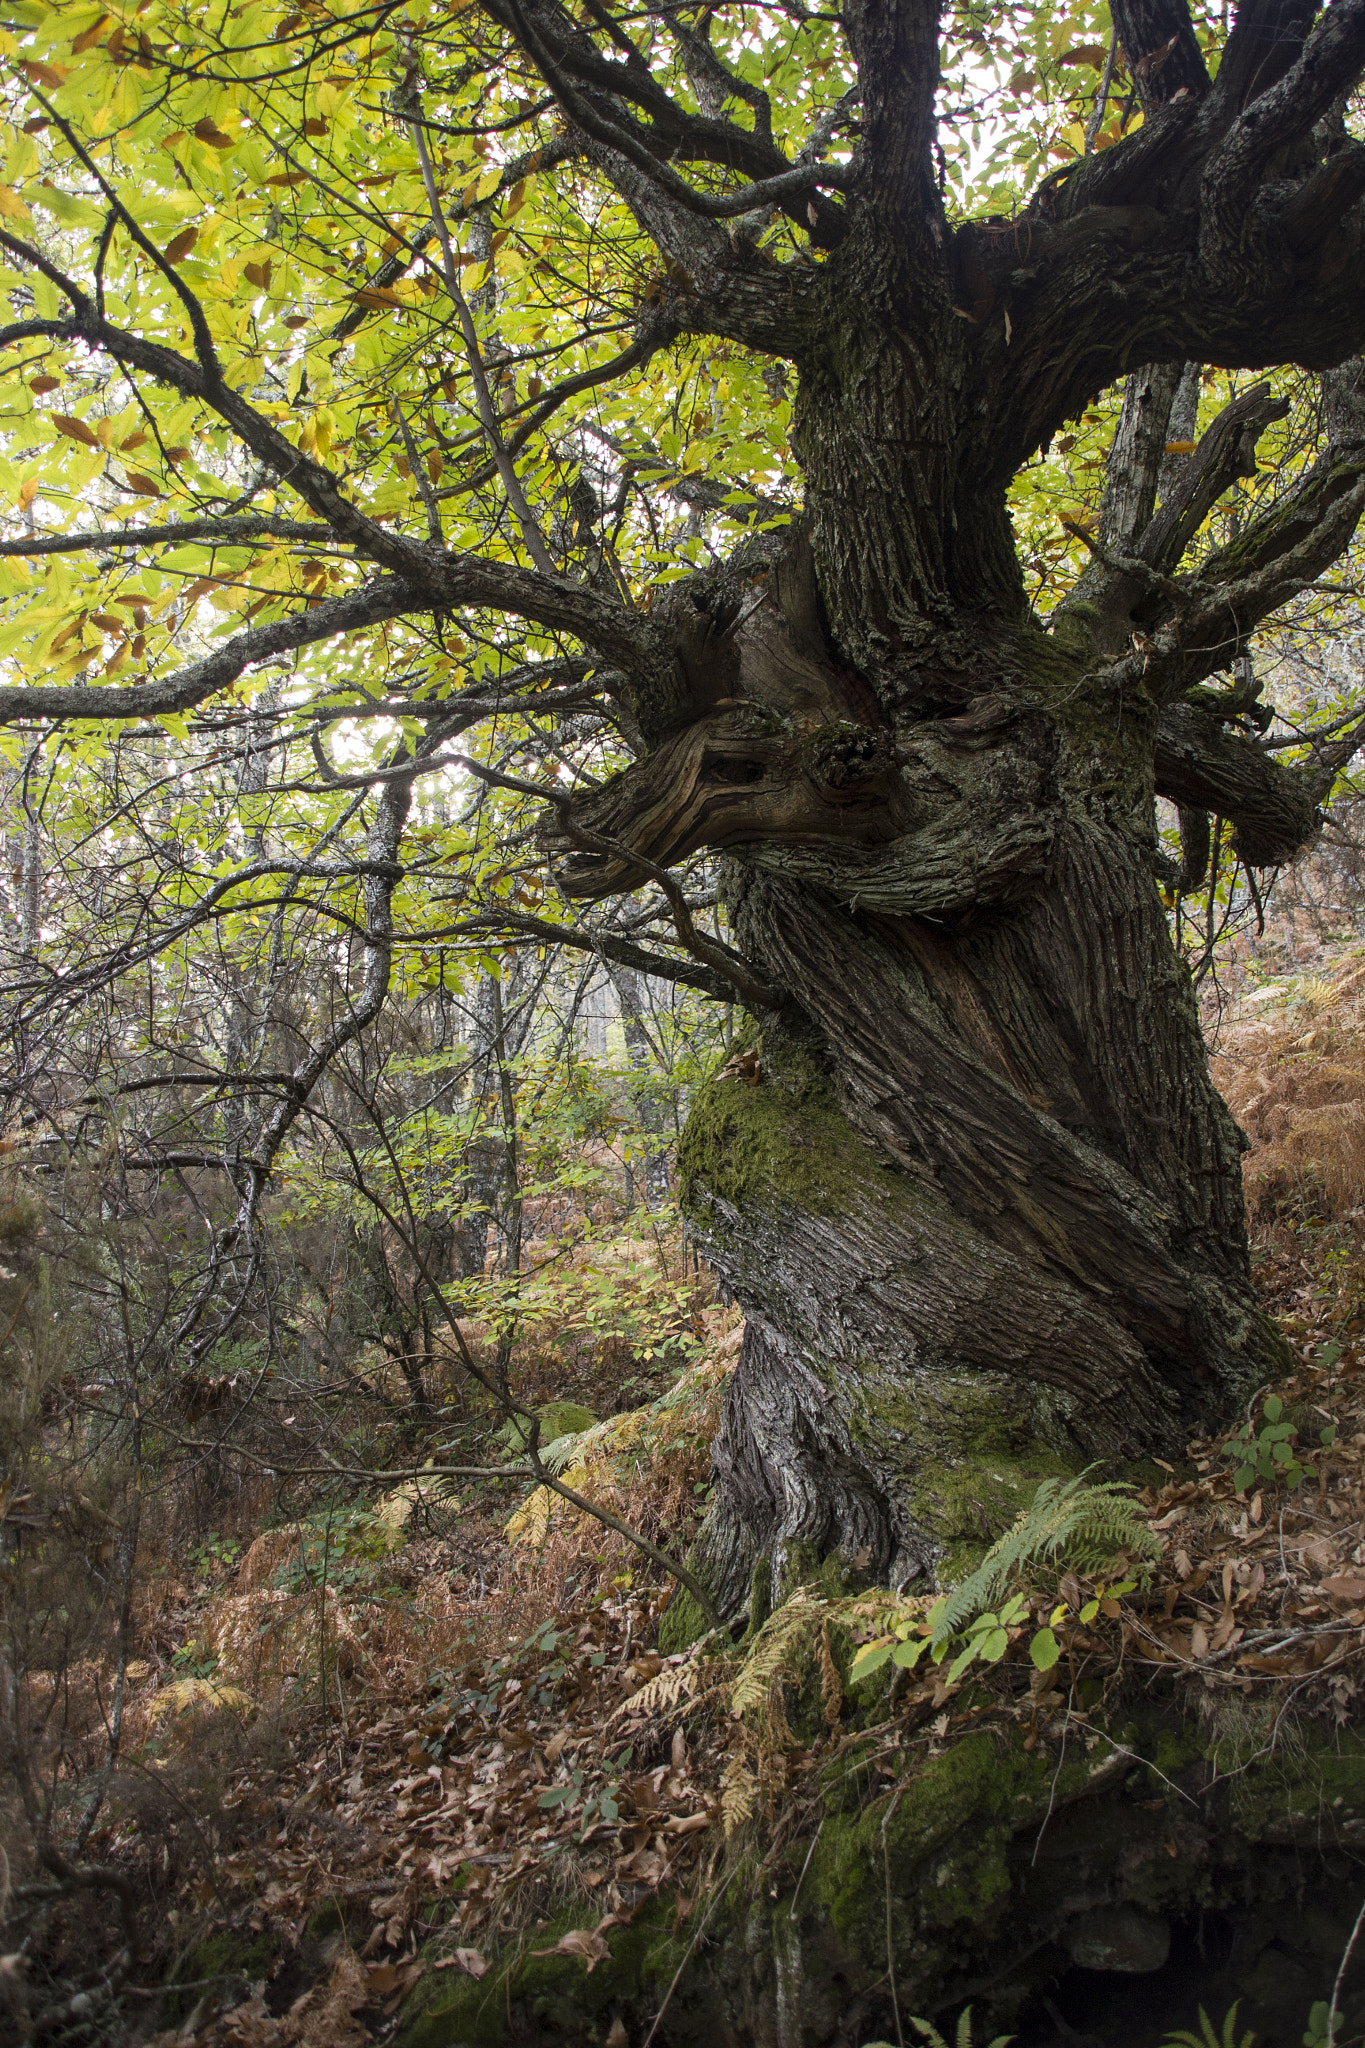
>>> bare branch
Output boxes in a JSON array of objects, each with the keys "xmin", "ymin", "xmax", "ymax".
[
  {"xmin": 406, "ymin": 96, "xmax": 558, "ymax": 575},
  {"xmin": 427, "ymin": 907, "xmax": 741, "ymax": 1001}
]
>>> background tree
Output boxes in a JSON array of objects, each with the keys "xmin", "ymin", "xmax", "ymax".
[{"xmin": 3, "ymin": 0, "xmax": 1365, "ymax": 1630}]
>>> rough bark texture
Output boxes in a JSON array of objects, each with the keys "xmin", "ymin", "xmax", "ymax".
[
  {"xmin": 554, "ymin": 171, "xmax": 1365, "ymax": 1626},
  {"xmin": 557, "ymin": 491, "xmax": 1319, "ymax": 1626},
  {"xmin": 524, "ymin": 0, "xmax": 1365, "ymax": 1628}
]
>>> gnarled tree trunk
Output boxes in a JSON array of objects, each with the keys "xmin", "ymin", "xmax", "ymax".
[
  {"xmin": 549, "ymin": 178, "xmax": 1365, "ymax": 1627},
  {"xmin": 654, "ymin": 571, "xmax": 1293, "ymax": 1621}
]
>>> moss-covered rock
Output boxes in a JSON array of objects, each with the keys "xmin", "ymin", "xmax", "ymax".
[
  {"xmin": 395, "ymin": 1692, "xmax": 1365, "ymax": 2048},
  {"xmin": 397, "ymin": 1892, "xmax": 686, "ymax": 2048}
]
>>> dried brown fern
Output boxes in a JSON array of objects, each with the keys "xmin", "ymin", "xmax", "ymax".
[{"xmin": 1214, "ymin": 956, "xmax": 1365, "ymax": 1225}]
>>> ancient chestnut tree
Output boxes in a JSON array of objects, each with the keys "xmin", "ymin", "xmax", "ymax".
[{"xmin": 3, "ymin": 0, "xmax": 1365, "ymax": 1624}]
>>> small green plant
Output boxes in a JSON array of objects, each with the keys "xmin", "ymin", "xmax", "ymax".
[
  {"xmin": 851, "ymin": 1592, "xmax": 1029, "ymax": 1686},
  {"xmin": 851, "ymin": 1473, "xmax": 1156, "ymax": 1686},
  {"xmin": 936, "ymin": 1472, "xmax": 1159, "ymax": 1634},
  {"xmin": 850, "ymin": 1577, "xmax": 1138, "ymax": 1686},
  {"xmin": 273, "ymin": 1505, "xmax": 405, "ymax": 1598},
  {"xmin": 1027, "ymin": 1575, "xmax": 1138, "ymax": 1673},
  {"xmin": 1223, "ymin": 1394, "xmax": 1336, "ymax": 1494},
  {"xmin": 170, "ymin": 1639, "xmax": 219, "ymax": 1681},
  {"xmin": 1304, "ymin": 2002, "xmax": 1331, "ymax": 2048},
  {"xmin": 865, "ymin": 2008, "xmax": 1012, "ymax": 2048},
  {"xmin": 1161, "ymin": 2002, "xmax": 1254, "ymax": 2048},
  {"xmin": 190, "ymin": 1532, "xmax": 243, "ymax": 1578}
]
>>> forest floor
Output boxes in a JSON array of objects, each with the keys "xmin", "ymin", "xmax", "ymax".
[{"xmin": 20, "ymin": 948, "xmax": 1365, "ymax": 2047}]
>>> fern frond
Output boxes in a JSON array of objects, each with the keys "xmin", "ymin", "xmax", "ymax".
[
  {"xmin": 932, "ymin": 1471, "xmax": 1159, "ymax": 1645},
  {"xmin": 730, "ymin": 1592, "xmax": 822, "ymax": 1721},
  {"xmin": 1161, "ymin": 2004, "xmax": 1254, "ymax": 2048},
  {"xmin": 904, "ymin": 2008, "xmax": 1013, "ymax": 2048},
  {"xmin": 149, "ymin": 1676, "xmax": 254, "ymax": 1720}
]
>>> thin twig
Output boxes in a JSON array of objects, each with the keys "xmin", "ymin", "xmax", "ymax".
[
  {"xmin": 789, "ymin": 1816, "xmax": 824, "ymax": 1916},
  {"xmin": 1084, "ymin": 30, "xmax": 1119, "ymax": 153},
  {"xmin": 882, "ymin": 1784, "xmax": 905, "ymax": 2048},
  {"xmin": 406, "ymin": 101, "xmax": 558, "ymax": 577},
  {"xmin": 1329, "ymin": 1890, "xmax": 1365, "ymax": 2046}
]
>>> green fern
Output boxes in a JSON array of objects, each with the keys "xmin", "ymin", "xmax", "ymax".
[
  {"xmin": 862, "ymin": 2012, "xmax": 1013, "ymax": 2048},
  {"xmin": 1162, "ymin": 2003, "xmax": 1255, "ymax": 2048},
  {"xmin": 908, "ymin": 2007, "xmax": 1013, "ymax": 2048},
  {"xmin": 932, "ymin": 1471, "xmax": 1160, "ymax": 1646}
]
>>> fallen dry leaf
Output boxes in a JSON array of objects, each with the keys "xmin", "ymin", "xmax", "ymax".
[
  {"xmin": 531, "ymin": 1927, "xmax": 611, "ymax": 1970},
  {"xmin": 434, "ymin": 1948, "xmax": 488, "ymax": 1979}
]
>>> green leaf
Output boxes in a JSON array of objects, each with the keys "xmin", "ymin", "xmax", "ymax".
[
  {"xmin": 1263, "ymin": 1395, "xmax": 1283, "ymax": 1422},
  {"xmin": 1233, "ymin": 1464, "xmax": 1257, "ymax": 1494},
  {"xmin": 946, "ymin": 1639, "xmax": 980, "ymax": 1683},
  {"xmin": 849, "ymin": 1639, "xmax": 893, "ymax": 1683},
  {"xmin": 1029, "ymin": 1627, "xmax": 1060, "ymax": 1671}
]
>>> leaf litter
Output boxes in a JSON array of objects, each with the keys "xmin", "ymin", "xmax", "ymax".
[{"xmin": 76, "ymin": 963, "xmax": 1365, "ymax": 2035}]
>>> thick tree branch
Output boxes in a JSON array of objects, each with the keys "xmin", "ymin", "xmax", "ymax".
[
  {"xmin": 1064, "ymin": 362, "xmax": 1187, "ymax": 620},
  {"xmin": 0, "ymin": 577, "xmax": 422, "ymax": 726},
  {"xmin": 496, "ymin": 0, "xmax": 849, "ymax": 222},
  {"xmin": 1208, "ymin": 0, "xmax": 1318, "ymax": 120},
  {"xmin": 1140, "ymin": 381, "xmax": 1290, "ymax": 572},
  {"xmin": 1111, "ymin": 364, "xmax": 1365, "ymax": 703},
  {"xmin": 1111, "ymin": 0, "xmax": 1211, "ymax": 110},
  {"xmin": 842, "ymin": 0, "xmax": 944, "ymax": 237},
  {"xmin": 577, "ymin": 140, "xmax": 817, "ymax": 356},
  {"xmin": 480, "ymin": 0, "xmax": 849, "ymax": 244},
  {"xmin": 960, "ymin": 0, "xmax": 1365, "ymax": 500},
  {"xmin": 1060, "ymin": 380, "xmax": 1291, "ymax": 654},
  {"xmin": 1200, "ymin": 0, "xmax": 1365, "ymax": 282},
  {"xmin": 1154, "ymin": 699, "xmax": 1365, "ymax": 866},
  {"xmin": 0, "ymin": 515, "xmax": 332, "ymax": 559}
]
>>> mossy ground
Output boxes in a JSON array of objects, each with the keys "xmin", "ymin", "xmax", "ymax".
[
  {"xmin": 163, "ymin": 1928, "xmax": 277, "ymax": 2025},
  {"xmin": 395, "ymin": 1610, "xmax": 1365, "ymax": 2048},
  {"xmin": 397, "ymin": 1893, "xmax": 685, "ymax": 2048}
]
